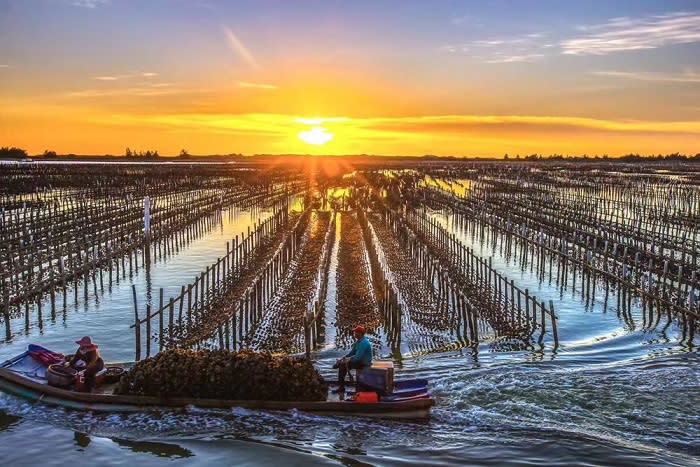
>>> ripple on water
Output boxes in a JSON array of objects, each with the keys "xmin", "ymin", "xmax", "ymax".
[{"xmin": 0, "ymin": 352, "xmax": 697, "ymax": 465}]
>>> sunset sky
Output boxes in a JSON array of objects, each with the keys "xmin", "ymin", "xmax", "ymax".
[{"xmin": 1, "ymin": 0, "xmax": 699, "ymax": 156}]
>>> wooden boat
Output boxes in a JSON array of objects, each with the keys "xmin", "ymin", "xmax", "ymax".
[{"xmin": 0, "ymin": 350, "xmax": 434, "ymax": 419}]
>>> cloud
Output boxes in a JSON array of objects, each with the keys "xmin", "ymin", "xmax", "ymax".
[
  {"xmin": 71, "ymin": 0, "xmax": 110, "ymax": 8},
  {"xmin": 223, "ymin": 27, "xmax": 260, "ymax": 70},
  {"xmin": 294, "ymin": 117, "xmax": 349, "ymax": 125},
  {"xmin": 40, "ymin": 111, "xmax": 695, "ymax": 155},
  {"xmin": 63, "ymin": 84, "xmax": 186, "ymax": 98},
  {"xmin": 591, "ymin": 69, "xmax": 700, "ymax": 83},
  {"xmin": 485, "ymin": 53, "xmax": 545, "ymax": 64},
  {"xmin": 562, "ymin": 12, "xmax": 700, "ymax": 55},
  {"xmin": 100, "ymin": 112, "xmax": 700, "ymax": 141},
  {"xmin": 447, "ymin": 12, "xmax": 700, "ymax": 61},
  {"xmin": 93, "ymin": 72, "xmax": 158, "ymax": 81},
  {"xmin": 0, "ymin": 64, "xmax": 10, "ymax": 68},
  {"xmin": 238, "ymin": 81, "xmax": 277, "ymax": 90},
  {"xmin": 357, "ymin": 115, "xmax": 700, "ymax": 138},
  {"xmin": 442, "ymin": 33, "xmax": 550, "ymax": 63},
  {"xmin": 103, "ymin": 112, "xmax": 296, "ymax": 138}
]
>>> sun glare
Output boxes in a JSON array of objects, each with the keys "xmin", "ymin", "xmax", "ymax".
[{"xmin": 298, "ymin": 126, "xmax": 333, "ymax": 145}]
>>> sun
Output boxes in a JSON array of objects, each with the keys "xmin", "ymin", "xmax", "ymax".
[{"xmin": 298, "ymin": 126, "xmax": 333, "ymax": 145}]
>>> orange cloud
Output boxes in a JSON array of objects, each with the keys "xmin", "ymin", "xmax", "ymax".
[
  {"xmin": 2, "ymin": 93, "xmax": 698, "ymax": 156},
  {"xmin": 238, "ymin": 81, "xmax": 278, "ymax": 90},
  {"xmin": 360, "ymin": 115, "xmax": 700, "ymax": 137}
]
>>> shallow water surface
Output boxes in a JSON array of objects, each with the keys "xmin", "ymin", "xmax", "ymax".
[{"xmin": 0, "ymin": 200, "xmax": 698, "ymax": 466}]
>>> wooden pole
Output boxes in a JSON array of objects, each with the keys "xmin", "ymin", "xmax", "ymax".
[
  {"xmin": 145, "ymin": 304, "xmax": 151, "ymax": 358},
  {"xmin": 132, "ymin": 284, "xmax": 141, "ymax": 361},
  {"xmin": 304, "ymin": 313, "xmax": 311, "ymax": 359},
  {"xmin": 549, "ymin": 300, "xmax": 559, "ymax": 350}
]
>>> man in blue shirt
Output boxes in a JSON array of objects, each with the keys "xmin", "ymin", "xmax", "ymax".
[{"xmin": 334, "ymin": 324, "xmax": 372, "ymax": 392}]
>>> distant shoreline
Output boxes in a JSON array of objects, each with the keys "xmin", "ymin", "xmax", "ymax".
[{"xmin": 1, "ymin": 153, "xmax": 699, "ymax": 164}]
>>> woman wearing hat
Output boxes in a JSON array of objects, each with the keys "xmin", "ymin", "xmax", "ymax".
[
  {"xmin": 334, "ymin": 325, "xmax": 372, "ymax": 393},
  {"xmin": 67, "ymin": 336, "xmax": 104, "ymax": 392}
]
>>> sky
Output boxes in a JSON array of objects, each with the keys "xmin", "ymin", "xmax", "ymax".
[{"xmin": 0, "ymin": 0, "xmax": 699, "ymax": 156}]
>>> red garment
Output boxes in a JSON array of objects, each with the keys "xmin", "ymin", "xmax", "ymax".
[{"xmin": 29, "ymin": 349, "xmax": 65, "ymax": 367}]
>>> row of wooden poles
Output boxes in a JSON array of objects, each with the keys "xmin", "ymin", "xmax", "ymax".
[
  {"xmin": 0, "ymin": 194, "xmax": 300, "ymax": 346},
  {"xmin": 353, "ymin": 192, "xmax": 558, "ymax": 350},
  {"xmin": 419, "ymin": 182, "xmax": 700, "ymax": 325},
  {"xmin": 0, "ymin": 206, "xmax": 226, "ymax": 342},
  {"xmin": 0, "ymin": 182, "xmax": 300, "ymax": 321},
  {"xmin": 355, "ymin": 208, "xmax": 405, "ymax": 350},
  {"xmin": 403, "ymin": 168, "xmax": 700, "ymax": 263},
  {"xmin": 303, "ymin": 211, "xmax": 337, "ymax": 358},
  {"xmin": 133, "ymin": 203, "xmax": 369, "ymax": 361},
  {"xmin": 130, "ymin": 202, "xmax": 301, "ymax": 360},
  {"xmin": 468, "ymin": 178, "xmax": 699, "ymax": 271},
  {"xmin": 1, "ymin": 191, "xmax": 294, "ymax": 339},
  {"xmin": 0, "ymin": 162, "xmax": 304, "ymax": 200},
  {"xmin": 449, "ymin": 173, "xmax": 699, "ymax": 269},
  {"xmin": 432, "ymin": 164, "xmax": 700, "ymax": 207},
  {"xmin": 452, "ymin": 204, "xmax": 696, "ymax": 343},
  {"xmin": 361, "ymin": 207, "xmax": 470, "ymax": 356},
  {"xmin": 397, "ymin": 204, "xmax": 558, "ymax": 347}
]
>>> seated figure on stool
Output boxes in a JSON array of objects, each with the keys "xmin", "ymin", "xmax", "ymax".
[
  {"xmin": 66, "ymin": 336, "xmax": 104, "ymax": 392},
  {"xmin": 333, "ymin": 325, "xmax": 372, "ymax": 393}
]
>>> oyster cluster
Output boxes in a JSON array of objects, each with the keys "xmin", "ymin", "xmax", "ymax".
[
  {"xmin": 336, "ymin": 213, "xmax": 381, "ymax": 337},
  {"xmin": 114, "ymin": 349, "xmax": 327, "ymax": 401},
  {"xmin": 170, "ymin": 211, "xmax": 305, "ymax": 347},
  {"xmin": 250, "ymin": 211, "xmax": 331, "ymax": 353}
]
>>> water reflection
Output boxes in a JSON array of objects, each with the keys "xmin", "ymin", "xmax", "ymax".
[
  {"xmin": 74, "ymin": 430, "xmax": 194, "ymax": 459},
  {"xmin": 112, "ymin": 437, "xmax": 194, "ymax": 459},
  {"xmin": 0, "ymin": 410, "xmax": 20, "ymax": 432},
  {"xmin": 74, "ymin": 431, "xmax": 91, "ymax": 448}
]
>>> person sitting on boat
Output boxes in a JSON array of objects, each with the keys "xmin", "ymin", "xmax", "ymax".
[
  {"xmin": 66, "ymin": 336, "xmax": 104, "ymax": 392},
  {"xmin": 334, "ymin": 325, "xmax": 372, "ymax": 393}
]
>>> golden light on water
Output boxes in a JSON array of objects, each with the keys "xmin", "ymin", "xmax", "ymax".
[{"xmin": 298, "ymin": 126, "xmax": 334, "ymax": 145}]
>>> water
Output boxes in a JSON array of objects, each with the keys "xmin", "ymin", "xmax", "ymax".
[
  {"xmin": 0, "ymin": 196, "xmax": 698, "ymax": 465},
  {"xmin": 1, "ymin": 352, "xmax": 697, "ymax": 465}
]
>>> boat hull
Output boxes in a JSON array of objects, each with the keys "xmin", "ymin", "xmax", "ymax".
[{"xmin": 0, "ymin": 359, "xmax": 434, "ymax": 419}]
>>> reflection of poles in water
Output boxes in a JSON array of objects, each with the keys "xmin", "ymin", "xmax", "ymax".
[
  {"xmin": 112, "ymin": 437, "xmax": 195, "ymax": 458},
  {"xmin": 144, "ymin": 246, "xmax": 153, "ymax": 313},
  {"xmin": 143, "ymin": 196, "xmax": 153, "ymax": 311},
  {"xmin": 219, "ymin": 194, "xmax": 224, "ymax": 234},
  {"xmin": 143, "ymin": 196, "xmax": 151, "ymax": 274},
  {"xmin": 74, "ymin": 431, "xmax": 91, "ymax": 448},
  {"xmin": 2, "ymin": 289, "xmax": 10, "ymax": 341}
]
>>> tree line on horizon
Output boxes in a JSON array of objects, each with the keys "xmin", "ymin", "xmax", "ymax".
[
  {"xmin": 502, "ymin": 152, "xmax": 700, "ymax": 161},
  {"xmin": 1, "ymin": 146, "xmax": 699, "ymax": 161}
]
